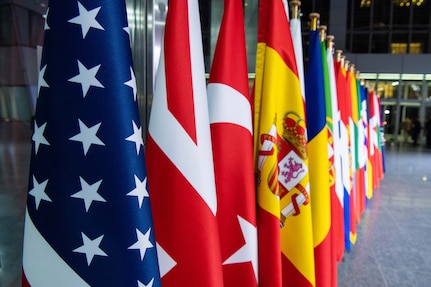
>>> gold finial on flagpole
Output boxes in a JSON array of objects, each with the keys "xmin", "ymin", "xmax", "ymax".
[
  {"xmin": 290, "ymin": 1, "xmax": 301, "ymax": 19},
  {"xmin": 350, "ymin": 64, "xmax": 355, "ymax": 74},
  {"xmin": 344, "ymin": 59, "xmax": 350, "ymax": 70},
  {"xmin": 327, "ymin": 35, "xmax": 335, "ymax": 50},
  {"xmin": 309, "ymin": 13, "xmax": 320, "ymax": 31},
  {"xmin": 319, "ymin": 25, "xmax": 327, "ymax": 42},
  {"xmin": 335, "ymin": 49, "xmax": 343, "ymax": 62}
]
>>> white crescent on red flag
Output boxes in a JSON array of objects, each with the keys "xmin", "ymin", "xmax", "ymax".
[{"xmin": 207, "ymin": 0, "xmax": 258, "ymax": 286}]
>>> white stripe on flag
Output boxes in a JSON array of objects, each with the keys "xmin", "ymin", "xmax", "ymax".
[
  {"xmin": 149, "ymin": 0, "xmax": 217, "ymax": 216},
  {"xmin": 290, "ymin": 18, "xmax": 305, "ymax": 100},
  {"xmin": 207, "ymin": 83, "xmax": 252, "ymax": 134},
  {"xmin": 22, "ymin": 210, "xmax": 90, "ymax": 287}
]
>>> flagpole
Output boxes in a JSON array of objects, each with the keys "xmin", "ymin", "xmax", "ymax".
[
  {"xmin": 327, "ymin": 35, "xmax": 335, "ymax": 51},
  {"xmin": 335, "ymin": 50, "xmax": 343, "ymax": 63},
  {"xmin": 290, "ymin": 0, "xmax": 306, "ymax": 101},
  {"xmin": 290, "ymin": 0, "xmax": 300, "ymax": 18},
  {"xmin": 350, "ymin": 63, "xmax": 355, "ymax": 75},
  {"xmin": 309, "ymin": 12, "xmax": 319, "ymax": 31},
  {"xmin": 319, "ymin": 25, "xmax": 327, "ymax": 42}
]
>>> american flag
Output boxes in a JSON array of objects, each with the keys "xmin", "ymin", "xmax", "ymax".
[{"xmin": 22, "ymin": 1, "xmax": 161, "ymax": 286}]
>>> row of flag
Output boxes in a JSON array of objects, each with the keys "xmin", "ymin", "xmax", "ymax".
[{"xmin": 21, "ymin": 0, "xmax": 385, "ymax": 286}]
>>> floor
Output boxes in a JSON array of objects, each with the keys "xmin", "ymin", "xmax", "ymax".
[
  {"xmin": 337, "ymin": 140, "xmax": 431, "ymax": 287},
  {"xmin": 1, "ymin": 120, "xmax": 431, "ymax": 287}
]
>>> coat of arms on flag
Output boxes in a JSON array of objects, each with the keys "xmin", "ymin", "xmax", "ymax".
[{"xmin": 257, "ymin": 111, "xmax": 309, "ymax": 226}]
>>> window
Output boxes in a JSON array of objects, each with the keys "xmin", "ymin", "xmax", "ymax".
[
  {"xmin": 372, "ymin": 32, "xmax": 389, "ymax": 53},
  {"xmin": 377, "ymin": 80, "xmax": 399, "ymax": 99},
  {"xmin": 0, "ymin": 5, "xmax": 16, "ymax": 46},
  {"xmin": 347, "ymin": 0, "xmax": 431, "ymax": 54},
  {"xmin": 401, "ymin": 81, "xmax": 422, "ymax": 99}
]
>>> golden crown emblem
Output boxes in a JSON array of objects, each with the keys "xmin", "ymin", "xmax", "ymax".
[{"xmin": 282, "ymin": 111, "xmax": 308, "ymax": 159}]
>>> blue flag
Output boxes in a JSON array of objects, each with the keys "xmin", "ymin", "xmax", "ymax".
[
  {"xmin": 305, "ymin": 27, "xmax": 333, "ymax": 287},
  {"xmin": 22, "ymin": 1, "xmax": 161, "ymax": 286}
]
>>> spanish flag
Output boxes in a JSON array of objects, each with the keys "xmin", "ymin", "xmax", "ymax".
[
  {"xmin": 305, "ymin": 15, "xmax": 331, "ymax": 287},
  {"xmin": 253, "ymin": 0, "xmax": 315, "ymax": 286}
]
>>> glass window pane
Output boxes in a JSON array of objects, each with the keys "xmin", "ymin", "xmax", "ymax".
[
  {"xmin": 400, "ymin": 106, "xmax": 420, "ymax": 143},
  {"xmin": 427, "ymin": 83, "xmax": 431, "ymax": 101},
  {"xmin": 245, "ymin": 0, "xmax": 258, "ymax": 74},
  {"xmin": 412, "ymin": 0, "xmax": 431, "ymax": 26},
  {"xmin": 29, "ymin": 11, "xmax": 45, "ymax": 47},
  {"xmin": 372, "ymin": 32, "xmax": 389, "ymax": 53},
  {"xmin": 0, "ymin": 5, "xmax": 16, "ymax": 46},
  {"xmin": 352, "ymin": 33, "xmax": 369, "ymax": 52},
  {"xmin": 411, "ymin": 32, "xmax": 428, "ymax": 53},
  {"xmin": 381, "ymin": 104, "xmax": 397, "ymax": 135},
  {"xmin": 15, "ymin": 6, "xmax": 30, "ymax": 46},
  {"xmin": 377, "ymin": 80, "xmax": 399, "ymax": 99},
  {"xmin": 391, "ymin": 32, "xmax": 409, "ymax": 53},
  {"xmin": 392, "ymin": 2, "xmax": 411, "ymax": 28},
  {"xmin": 373, "ymin": 0, "xmax": 391, "ymax": 28},
  {"xmin": 401, "ymin": 81, "xmax": 422, "ymax": 99},
  {"xmin": 353, "ymin": 1, "xmax": 371, "ymax": 29}
]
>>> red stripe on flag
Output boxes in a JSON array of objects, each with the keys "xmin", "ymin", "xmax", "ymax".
[
  {"xmin": 164, "ymin": 0, "xmax": 196, "ymax": 143},
  {"xmin": 257, "ymin": 206, "xmax": 282, "ymax": 287},
  {"xmin": 211, "ymin": 125, "xmax": 257, "ymax": 282},
  {"xmin": 313, "ymin": 231, "xmax": 333, "ymax": 287},
  {"xmin": 22, "ymin": 270, "xmax": 31, "ymax": 287},
  {"xmin": 332, "ymin": 191, "xmax": 345, "ymax": 262},
  {"xmin": 259, "ymin": 0, "xmax": 298, "ymax": 76},
  {"xmin": 281, "ymin": 253, "xmax": 314, "ymax": 287}
]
